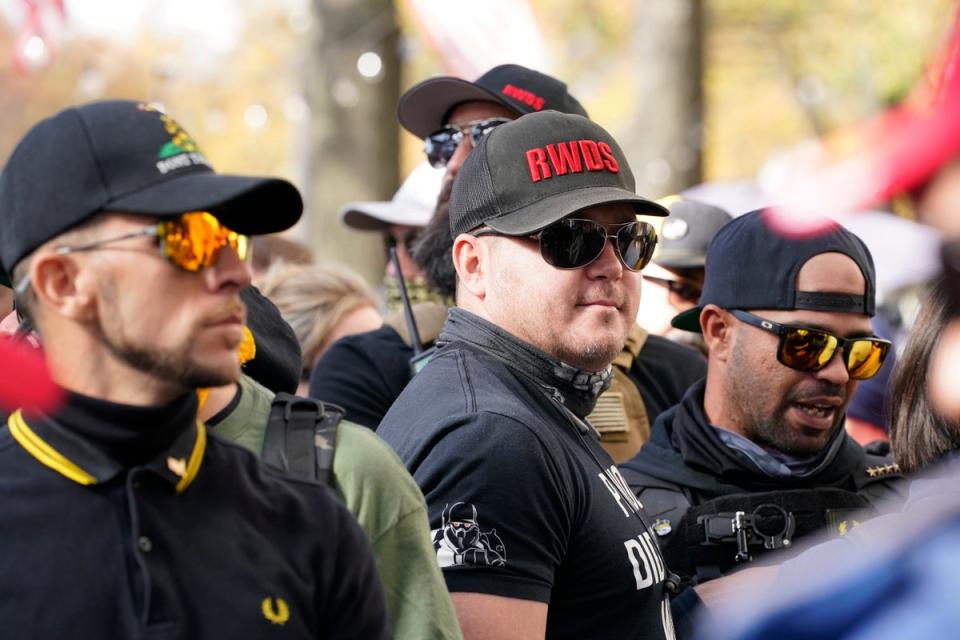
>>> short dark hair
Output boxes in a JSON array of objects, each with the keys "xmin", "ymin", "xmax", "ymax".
[
  {"xmin": 10, "ymin": 258, "xmax": 35, "ymax": 324},
  {"xmin": 890, "ymin": 278, "xmax": 960, "ymax": 473}
]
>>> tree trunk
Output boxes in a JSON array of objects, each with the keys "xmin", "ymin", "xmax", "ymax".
[
  {"xmin": 623, "ymin": 0, "xmax": 704, "ymax": 199},
  {"xmin": 302, "ymin": 0, "xmax": 400, "ymax": 284}
]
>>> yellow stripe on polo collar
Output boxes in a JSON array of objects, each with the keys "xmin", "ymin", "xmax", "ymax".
[
  {"xmin": 174, "ymin": 422, "xmax": 207, "ymax": 493},
  {"xmin": 8, "ymin": 410, "xmax": 97, "ymax": 485}
]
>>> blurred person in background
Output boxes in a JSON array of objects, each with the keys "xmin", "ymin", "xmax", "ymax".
[
  {"xmin": 257, "ymin": 261, "xmax": 382, "ymax": 395},
  {"xmin": 339, "ymin": 162, "xmax": 444, "ymax": 306},
  {"xmin": 640, "ymin": 196, "xmax": 732, "ymax": 356},
  {"xmin": 620, "ymin": 211, "xmax": 905, "ymax": 632},
  {"xmin": 250, "ymin": 232, "xmax": 314, "ymax": 280},
  {"xmin": 198, "ymin": 286, "xmax": 463, "ymax": 640},
  {"xmin": 0, "ymin": 100, "xmax": 388, "ymax": 638}
]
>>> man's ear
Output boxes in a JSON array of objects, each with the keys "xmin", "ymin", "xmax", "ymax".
[
  {"xmin": 30, "ymin": 252, "xmax": 97, "ymax": 322},
  {"xmin": 701, "ymin": 304, "xmax": 734, "ymax": 362},
  {"xmin": 452, "ymin": 233, "xmax": 487, "ymax": 301}
]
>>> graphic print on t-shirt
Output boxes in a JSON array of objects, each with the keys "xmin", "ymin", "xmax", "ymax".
[{"xmin": 432, "ymin": 502, "xmax": 506, "ymax": 568}]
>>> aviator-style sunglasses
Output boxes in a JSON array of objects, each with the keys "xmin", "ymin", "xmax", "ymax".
[
  {"xmin": 730, "ymin": 309, "xmax": 891, "ymax": 380},
  {"xmin": 472, "ymin": 218, "xmax": 659, "ymax": 272},
  {"xmin": 12, "ymin": 212, "xmax": 249, "ymax": 327},
  {"xmin": 424, "ymin": 117, "xmax": 512, "ymax": 168},
  {"xmin": 45, "ymin": 211, "xmax": 247, "ymax": 279}
]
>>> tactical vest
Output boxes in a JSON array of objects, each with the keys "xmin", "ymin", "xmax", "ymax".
[
  {"xmin": 588, "ymin": 323, "xmax": 651, "ymax": 464},
  {"xmin": 638, "ymin": 462, "xmax": 904, "ymax": 588}
]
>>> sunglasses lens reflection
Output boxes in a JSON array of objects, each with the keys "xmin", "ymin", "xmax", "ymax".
[{"xmin": 161, "ymin": 212, "xmax": 249, "ymax": 272}]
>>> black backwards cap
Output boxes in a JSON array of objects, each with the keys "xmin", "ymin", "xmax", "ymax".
[
  {"xmin": 239, "ymin": 286, "xmax": 301, "ymax": 395},
  {"xmin": 398, "ymin": 63, "xmax": 589, "ymax": 139},
  {"xmin": 671, "ymin": 209, "xmax": 877, "ymax": 332},
  {"xmin": 449, "ymin": 111, "xmax": 667, "ymax": 238},
  {"xmin": 0, "ymin": 100, "xmax": 303, "ymax": 281}
]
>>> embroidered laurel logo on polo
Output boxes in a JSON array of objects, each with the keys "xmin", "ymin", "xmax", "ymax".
[{"xmin": 261, "ymin": 597, "xmax": 290, "ymax": 625}]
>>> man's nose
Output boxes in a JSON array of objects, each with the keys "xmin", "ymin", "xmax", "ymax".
[
  {"xmin": 813, "ymin": 347, "xmax": 852, "ymax": 386},
  {"xmin": 585, "ymin": 235, "xmax": 624, "ymax": 280},
  {"xmin": 206, "ymin": 243, "xmax": 252, "ymax": 292}
]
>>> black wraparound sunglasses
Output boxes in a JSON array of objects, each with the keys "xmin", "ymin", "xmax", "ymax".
[
  {"xmin": 424, "ymin": 117, "xmax": 512, "ymax": 168},
  {"xmin": 472, "ymin": 218, "xmax": 658, "ymax": 272},
  {"xmin": 730, "ymin": 309, "xmax": 891, "ymax": 380}
]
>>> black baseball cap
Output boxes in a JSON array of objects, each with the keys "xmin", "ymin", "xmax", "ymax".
[
  {"xmin": 0, "ymin": 100, "xmax": 303, "ymax": 279},
  {"xmin": 398, "ymin": 64, "xmax": 588, "ymax": 139},
  {"xmin": 654, "ymin": 197, "xmax": 733, "ymax": 269},
  {"xmin": 449, "ymin": 111, "xmax": 667, "ymax": 238},
  {"xmin": 671, "ymin": 209, "xmax": 877, "ymax": 332}
]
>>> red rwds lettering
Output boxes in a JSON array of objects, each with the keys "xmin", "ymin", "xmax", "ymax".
[
  {"xmin": 545, "ymin": 141, "xmax": 583, "ymax": 176},
  {"xmin": 526, "ymin": 148, "xmax": 551, "ymax": 182},
  {"xmin": 598, "ymin": 142, "xmax": 619, "ymax": 173},
  {"xmin": 578, "ymin": 140, "xmax": 604, "ymax": 171}
]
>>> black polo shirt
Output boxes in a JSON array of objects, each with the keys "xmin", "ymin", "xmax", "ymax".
[
  {"xmin": 0, "ymin": 390, "xmax": 389, "ymax": 640},
  {"xmin": 378, "ymin": 341, "xmax": 676, "ymax": 640}
]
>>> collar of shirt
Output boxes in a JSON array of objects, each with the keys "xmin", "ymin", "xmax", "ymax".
[{"xmin": 8, "ymin": 389, "xmax": 206, "ymax": 492}]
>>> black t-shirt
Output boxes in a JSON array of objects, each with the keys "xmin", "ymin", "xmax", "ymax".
[
  {"xmin": 0, "ymin": 391, "xmax": 390, "ymax": 639},
  {"xmin": 379, "ymin": 341, "xmax": 676, "ymax": 640},
  {"xmin": 308, "ymin": 325, "xmax": 411, "ymax": 430}
]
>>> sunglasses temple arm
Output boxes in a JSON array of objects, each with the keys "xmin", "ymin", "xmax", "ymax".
[
  {"xmin": 388, "ymin": 246, "xmax": 424, "ymax": 356},
  {"xmin": 55, "ymin": 227, "xmax": 159, "ymax": 255}
]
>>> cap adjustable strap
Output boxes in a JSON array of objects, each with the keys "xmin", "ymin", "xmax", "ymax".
[{"xmin": 794, "ymin": 292, "xmax": 866, "ymax": 314}]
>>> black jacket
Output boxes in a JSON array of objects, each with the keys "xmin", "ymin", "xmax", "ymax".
[{"xmin": 619, "ymin": 379, "xmax": 905, "ymax": 585}]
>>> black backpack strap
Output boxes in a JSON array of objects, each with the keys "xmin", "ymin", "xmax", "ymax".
[{"xmin": 263, "ymin": 393, "xmax": 344, "ymax": 485}]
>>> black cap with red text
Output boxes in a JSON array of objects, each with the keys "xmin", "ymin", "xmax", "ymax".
[
  {"xmin": 670, "ymin": 209, "xmax": 877, "ymax": 332},
  {"xmin": 398, "ymin": 64, "xmax": 588, "ymax": 139},
  {"xmin": 0, "ymin": 99, "xmax": 302, "ymax": 277},
  {"xmin": 449, "ymin": 110, "xmax": 667, "ymax": 238}
]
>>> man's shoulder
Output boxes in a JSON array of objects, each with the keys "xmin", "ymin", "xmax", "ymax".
[
  {"xmin": 385, "ymin": 344, "xmax": 529, "ymax": 417},
  {"xmin": 327, "ymin": 324, "xmax": 410, "ymax": 359},
  {"xmin": 333, "ymin": 420, "xmax": 428, "ymax": 523}
]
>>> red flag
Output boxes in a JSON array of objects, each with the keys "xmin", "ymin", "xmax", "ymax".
[{"xmin": 767, "ymin": 6, "xmax": 960, "ymax": 236}]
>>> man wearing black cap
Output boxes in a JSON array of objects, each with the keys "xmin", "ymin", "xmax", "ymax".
[
  {"xmin": 378, "ymin": 111, "xmax": 677, "ymax": 640},
  {"xmin": 0, "ymin": 100, "xmax": 388, "ymax": 638},
  {"xmin": 620, "ymin": 210, "xmax": 905, "ymax": 597},
  {"xmin": 310, "ymin": 64, "xmax": 589, "ymax": 430},
  {"xmin": 314, "ymin": 64, "xmax": 706, "ymax": 466}
]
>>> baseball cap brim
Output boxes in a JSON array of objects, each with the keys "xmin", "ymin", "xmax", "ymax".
[
  {"xmin": 108, "ymin": 172, "xmax": 302, "ymax": 235},
  {"xmin": 398, "ymin": 77, "xmax": 522, "ymax": 139},
  {"xmin": 671, "ymin": 306, "xmax": 703, "ymax": 332},
  {"xmin": 483, "ymin": 186, "xmax": 668, "ymax": 237},
  {"xmin": 339, "ymin": 200, "xmax": 432, "ymax": 231},
  {"xmin": 654, "ymin": 250, "xmax": 707, "ymax": 269}
]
